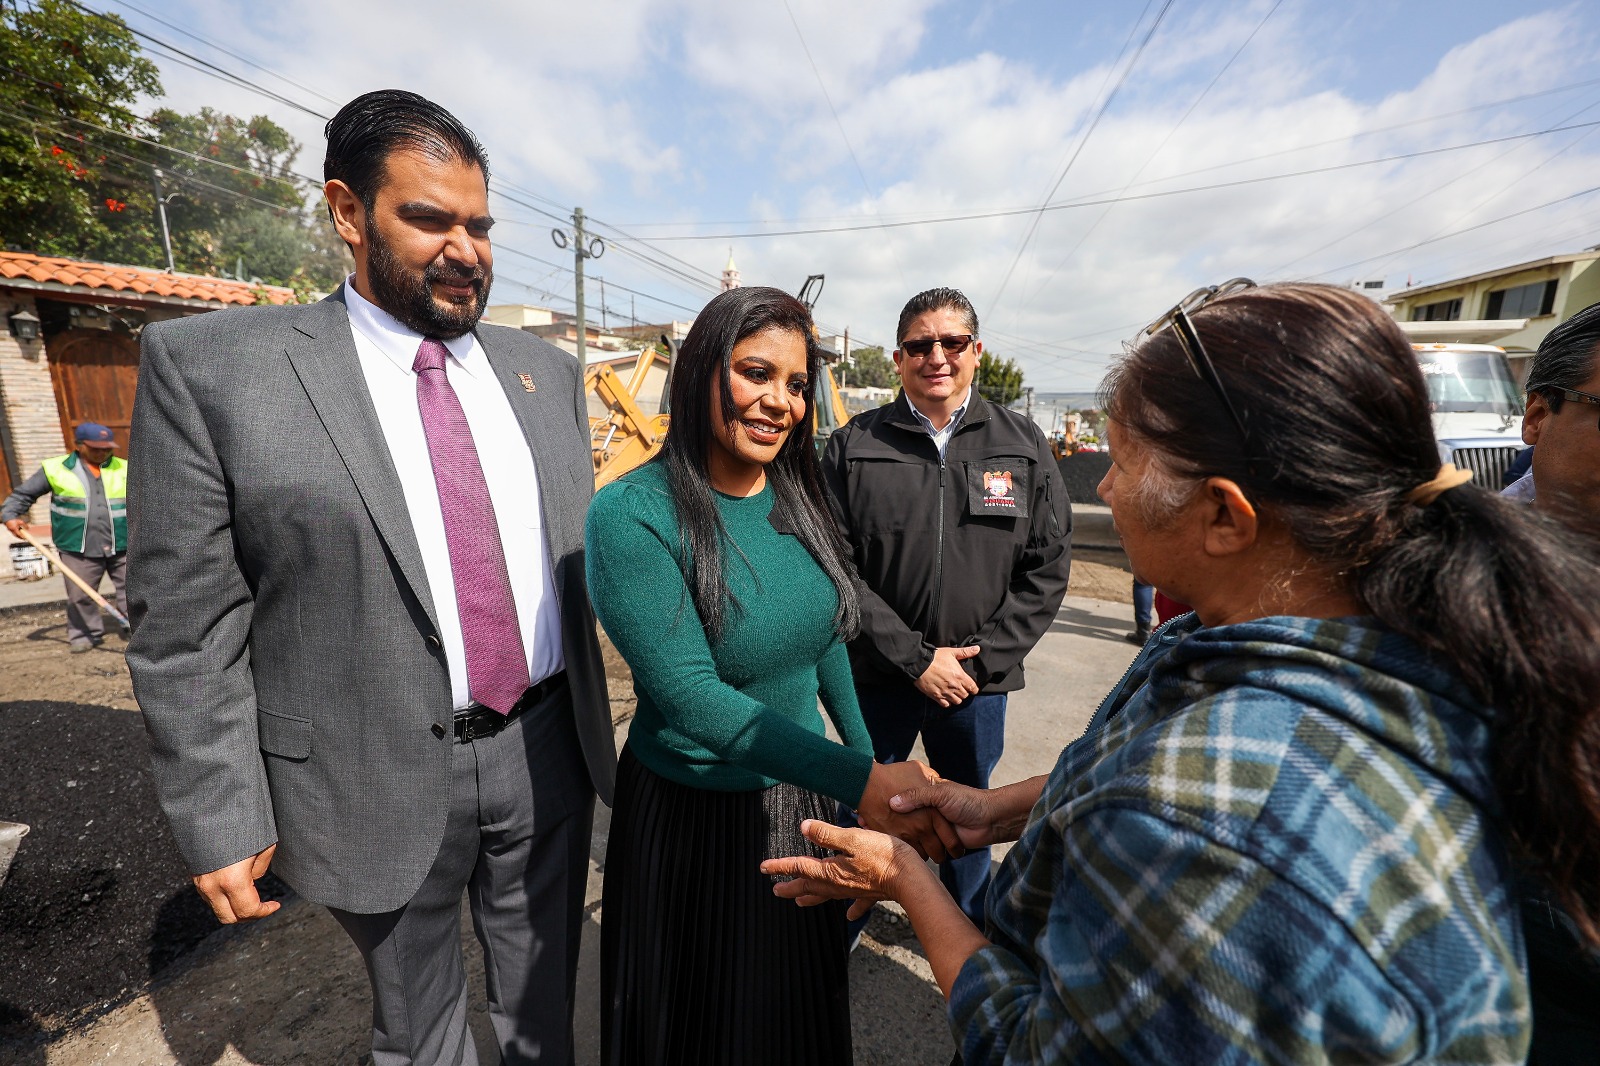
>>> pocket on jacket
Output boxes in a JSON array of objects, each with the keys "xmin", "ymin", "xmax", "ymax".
[
  {"xmin": 258, "ymin": 706, "xmax": 311, "ymax": 760},
  {"xmin": 964, "ymin": 459, "xmax": 1032, "ymax": 519}
]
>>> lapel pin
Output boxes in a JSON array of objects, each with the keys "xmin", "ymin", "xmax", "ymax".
[{"xmin": 517, "ymin": 373, "xmax": 536, "ymax": 392}]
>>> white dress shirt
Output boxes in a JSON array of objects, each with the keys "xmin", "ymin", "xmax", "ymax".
[
  {"xmin": 908, "ymin": 387, "xmax": 972, "ymax": 459},
  {"xmin": 344, "ymin": 279, "xmax": 564, "ymax": 710}
]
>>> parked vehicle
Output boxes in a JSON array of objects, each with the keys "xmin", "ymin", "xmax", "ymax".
[{"xmin": 1414, "ymin": 343, "xmax": 1525, "ymax": 486}]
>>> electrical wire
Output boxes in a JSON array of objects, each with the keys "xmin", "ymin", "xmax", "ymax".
[
  {"xmin": 64, "ymin": 0, "xmax": 332, "ymax": 120},
  {"xmin": 1015, "ymin": 0, "xmax": 1284, "ymax": 317},
  {"xmin": 986, "ymin": 0, "xmax": 1176, "ymax": 319},
  {"xmin": 621, "ymin": 117, "xmax": 1600, "ymax": 242},
  {"xmin": 780, "ymin": 0, "xmax": 906, "ymax": 289},
  {"xmin": 102, "ymin": 0, "xmax": 344, "ymax": 107}
]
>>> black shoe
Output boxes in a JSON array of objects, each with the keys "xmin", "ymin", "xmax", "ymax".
[{"xmin": 1124, "ymin": 628, "xmax": 1150, "ymax": 646}]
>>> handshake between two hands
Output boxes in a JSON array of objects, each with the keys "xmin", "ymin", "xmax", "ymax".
[
  {"xmin": 762, "ymin": 765, "xmax": 1012, "ymax": 921},
  {"xmin": 853, "ymin": 760, "xmax": 995, "ymax": 864}
]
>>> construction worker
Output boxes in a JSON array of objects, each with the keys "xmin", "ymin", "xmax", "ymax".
[{"xmin": 2, "ymin": 422, "xmax": 129, "ymax": 652}]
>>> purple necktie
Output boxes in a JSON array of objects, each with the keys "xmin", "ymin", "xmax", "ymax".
[{"xmin": 413, "ymin": 338, "xmax": 529, "ymax": 714}]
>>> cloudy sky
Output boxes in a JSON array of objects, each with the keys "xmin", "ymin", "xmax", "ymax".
[{"xmin": 120, "ymin": 0, "xmax": 1600, "ymax": 390}]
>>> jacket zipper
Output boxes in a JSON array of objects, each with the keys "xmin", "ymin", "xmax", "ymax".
[
  {"xmin": 1084, "ymin": 613, "xmax": 1188, "ymax": 735},
  {"xmin": 931, "ymin": 457, "xmax": 946, "ymax": 631}
]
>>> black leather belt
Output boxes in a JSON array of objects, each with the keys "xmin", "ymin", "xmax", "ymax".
[{"xmin": 452, "ymin": 670, "xmax": 568, "ymax": 743}]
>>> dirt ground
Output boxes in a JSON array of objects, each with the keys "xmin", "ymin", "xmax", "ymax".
[{"xmin": 0, "ymin": 607, "xmax": 139, "ymax": 712}]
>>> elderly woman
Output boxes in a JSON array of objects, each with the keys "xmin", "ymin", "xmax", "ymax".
[{"xmin": 764, "ymin": 282, "xmax": 1600, "ymax": 1064}]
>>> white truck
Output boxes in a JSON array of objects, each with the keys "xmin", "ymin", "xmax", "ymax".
[{"xmin": 1414, "ymin": 342, "xmax": 1526, "ymax": 487}]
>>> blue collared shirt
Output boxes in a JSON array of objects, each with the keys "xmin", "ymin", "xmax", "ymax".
[{"xmin": 907, "ymin": 388, "xmax": 971, "ymax": 459}]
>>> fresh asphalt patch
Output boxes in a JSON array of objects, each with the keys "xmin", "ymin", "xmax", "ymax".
[{"xmin": 0, "ymin": 699, "xmax": 288, "ymax": 1054}]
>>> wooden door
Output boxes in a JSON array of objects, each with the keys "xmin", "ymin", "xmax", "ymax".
[{"xmin": 46, "ymin": 328, "xmax": 141, "ymax": 455}]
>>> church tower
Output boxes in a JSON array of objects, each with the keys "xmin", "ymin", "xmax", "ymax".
[{"xmin": 721, "ymin": 249, "xmax": 742, "ymax": 292}]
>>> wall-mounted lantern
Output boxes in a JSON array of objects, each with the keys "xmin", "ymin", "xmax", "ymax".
[{"xmin": 7, "ymin": 310, "xmax": 40, "ymax": 342}]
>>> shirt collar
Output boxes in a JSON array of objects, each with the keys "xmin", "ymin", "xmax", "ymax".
[
  {"xmin": 343, "ymin": 276, "xmax": 482, "ymax": 378},
  {"xmin": 907, "ymin": 387, "xmax": 972, "ymax": 436}
]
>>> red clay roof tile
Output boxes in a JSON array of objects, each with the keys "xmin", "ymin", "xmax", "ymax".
[{"xmin": 0, "ymin": 250, "xmax": 295, "ymax": 306}]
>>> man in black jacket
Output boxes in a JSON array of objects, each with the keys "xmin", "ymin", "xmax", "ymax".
[{"xmin": 823, "ymin": 287, "xmax": 1071, "ymax": 924}]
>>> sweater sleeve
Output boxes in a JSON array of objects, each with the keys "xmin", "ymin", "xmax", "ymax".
[
  {"xmin": 586, "ymin": 483, "xmax": 875, "ymax": 807},
  {"xmin": 817, "ymin": 641, "xmax": 873, "ymax": 756}
]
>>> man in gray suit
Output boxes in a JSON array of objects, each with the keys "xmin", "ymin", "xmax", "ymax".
[{"xmin": 127, "ymin": 90, "xmax": 615, "ymax": 1066}]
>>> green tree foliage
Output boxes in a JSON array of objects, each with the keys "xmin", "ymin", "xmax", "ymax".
[
  {"xmin": 976, "ymin": 350, "xmax": 1025, "ymax": 406},
  {"xmin": 0, "ymin": 0, "xmax": 161, "ymax": 259},
  {"xmin": 1, "ymin": 1, "xmax": 346, "ymax": 292},
  {"xmin": 844, "ymin": 344, "xmax": 897, "ymax": 389}
]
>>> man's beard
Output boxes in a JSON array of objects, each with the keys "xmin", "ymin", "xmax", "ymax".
[{"xmin": 364, "ymin": 218, "xmax": 492, "ymax": 339}]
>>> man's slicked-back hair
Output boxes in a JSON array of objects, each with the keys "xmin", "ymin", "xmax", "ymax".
[
  {"xmin": 323, "ymin": 89, "xmax": 489, "ymax": 211},
  {"xmin": 896, "ymin": 287, "xmax": 979, "ymax": 345},
  {"xmin": 1526, "ymin": 299, "xmax": 1600, "ymax": 410}
]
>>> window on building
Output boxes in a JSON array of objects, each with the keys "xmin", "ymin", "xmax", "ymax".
[
  {"xmin": 1484, "ymin": 279, "xmax": 1558, "ymax": 320},
  {"xmin": 1411, "ymin": 298, "xmax": 1462, "ymax": 322}
]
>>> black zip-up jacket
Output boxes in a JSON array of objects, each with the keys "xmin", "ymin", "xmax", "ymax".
[{"xmin": 822, "ymin": 390, "xmax": 1072, "ymax": 693}]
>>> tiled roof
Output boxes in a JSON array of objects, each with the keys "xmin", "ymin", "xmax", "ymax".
[{"xmin": 0, "ymin": 250, "xmax": 296, "ymax": 306}]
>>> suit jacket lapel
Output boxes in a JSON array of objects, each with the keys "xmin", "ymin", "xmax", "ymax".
[
  {"xmin": 285, "ymin": 290, "xmax": 440, "ymax": 634},
  {"xmin": 477, "ymin": 327, "xmax": 575, "ymax": 608}
]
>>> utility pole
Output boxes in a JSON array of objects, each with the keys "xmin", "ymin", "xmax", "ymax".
[
  {"xmin": 600, "ymin": 277, "xmax": 608, "ymax": 331},
  {"xmin": 150, "ymin": 167, "xmax": 176, "ymax": 273},
  {"xmin": 552, "ymin": 206, "xmax": 604, "ymax": 364},
  {"xmin": 841, "ymin": 327, "xmax": 850, "ymax": 387},
  {"xmin": 1024, "ymin": 385, "xmax": 1034, "ymax": 421}
]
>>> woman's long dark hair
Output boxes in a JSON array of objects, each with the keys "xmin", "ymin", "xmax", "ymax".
[
  {"xmin": 1103, "ymin": 282, "xmax": 1600, "ymax": 945},
  {"xmin": 656, "ymin": 285, "xmax": 859, "ymax": 644}
]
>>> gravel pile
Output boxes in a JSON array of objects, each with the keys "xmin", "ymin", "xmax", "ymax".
[{"xmin": 0, "ymin": 700, "xmax": 287, "ymax": 1053}]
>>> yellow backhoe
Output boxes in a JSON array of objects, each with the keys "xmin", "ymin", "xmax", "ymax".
[{"xmin": 584, "ymin": 276, "xmax": 850, "ymax": 487}]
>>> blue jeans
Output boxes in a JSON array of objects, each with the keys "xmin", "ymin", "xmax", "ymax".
[
  {"xmin": 1132, "ymin": 579, "xmax": 1153, "ymax": 631},
  {"xmin": 844, "ymin": 685, "xmax": 1008, "ymax": 928}
]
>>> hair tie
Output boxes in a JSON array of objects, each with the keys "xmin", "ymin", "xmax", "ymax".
[{"xmin": 1406, "ymin": 463, "xmax": 1474, "ymax": 507}]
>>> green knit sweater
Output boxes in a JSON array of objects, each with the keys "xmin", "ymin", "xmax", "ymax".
[{"xmin": 585, "ymin": 460, "xmax": 875, "ymax": 806}]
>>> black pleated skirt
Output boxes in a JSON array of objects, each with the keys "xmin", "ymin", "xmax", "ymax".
[{"xmin": 601, "ymin": 745, "xmax": 853, "ymax": 1066}]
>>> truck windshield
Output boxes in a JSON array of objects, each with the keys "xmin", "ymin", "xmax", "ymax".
[{"xmin": 1416, "ymin": 350, "xmax": 1525, "ymax": 415}]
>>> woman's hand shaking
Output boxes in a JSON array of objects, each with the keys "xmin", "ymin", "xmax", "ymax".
[{"xmin": 855, "ymin": 760, "xmax": 963, "ymax": 862}]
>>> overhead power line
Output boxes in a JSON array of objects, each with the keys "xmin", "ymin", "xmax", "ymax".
[
  {"xmin": 1016, "ymin": 0, "xmax": 1284, "ymax": 316},
  {"xmin": 1304, "ymin": 180, "xmax": 1600, "ymax": 281},
  {"xmin": 623, "ymin": 117, "xmax": 1600, "ymax": 242},
  {"xmin": 986, "ymin": 0, "xmax": 1176, "ymax": 318},
  {"xmin": 65, "ymin": 0, "xmax": 333, "ymax": 120},
  {"xmin": 103, "ymin": 0, "xmax": 344, "ymax": 107}
]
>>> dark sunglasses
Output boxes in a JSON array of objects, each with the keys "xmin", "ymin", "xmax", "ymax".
[
  {"xmin": 1529, "ymin": 382, "xmax": 1600, "ymax": 430},
  {"xmin": 898, "ymin": 334, "xmax": 975, "ymax": 359},
  {"xmin": 1138, "ymin": 278, "xmax": 1256, "ymax": 445}
]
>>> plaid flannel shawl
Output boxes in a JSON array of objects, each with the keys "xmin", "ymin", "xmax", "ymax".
[{"xmin": 949, "ymin": 615, "xmax": 1528, "ymax": 1065}]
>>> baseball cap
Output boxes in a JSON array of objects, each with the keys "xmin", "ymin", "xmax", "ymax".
[{"xmin": 73, "ymin": 423, "xmax": 117, "ymax": 446}]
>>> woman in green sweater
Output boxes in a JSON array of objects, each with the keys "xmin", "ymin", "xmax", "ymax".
[{"xmin": 587, "ymin": 286, "xmax": 947, "ymax": 1065}]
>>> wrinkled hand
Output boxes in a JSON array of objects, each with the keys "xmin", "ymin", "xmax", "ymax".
[
  {"xmin": 891, "ymin": 780, "xmax": 1005, "ymax": 851},
  {"xmin": 193, "ymin": 844, "xmax": 280, "ymax": 925},
  {"xmin": 763, "ymin": 819, "xmax": 929, "ymax": 921},
  {"xmin": 4, "ymin": 518, "xmax": 26, "ymax": 538},
  {"xmin": 915, "ymin": 646, "xmax": 981, "ymax": 707},
  {"xmin": 857, "ymin": 760, "xmax": 961, "ymax": 862}
]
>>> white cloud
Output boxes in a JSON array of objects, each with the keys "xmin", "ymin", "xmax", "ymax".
[{"xmin": 132, "ymin": 2, "xmax": 1600, "ymax": 388}]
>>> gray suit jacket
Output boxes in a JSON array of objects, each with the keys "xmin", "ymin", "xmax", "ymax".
[{"xmin": 126, "ymin": 289, "xmax": 615, "ymax": 914}]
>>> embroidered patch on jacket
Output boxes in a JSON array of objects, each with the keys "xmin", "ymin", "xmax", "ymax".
[
  {"xmin": 517, "ymin": 373, "xmax": 536, "ymax": 392},
  {"xmin": 984, "ymin": 470, "xmax": 1013, "ymax": 503},
  {"xmin": 967, "ymin": 463, "xmax": 1029, "ymax": 517}
]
